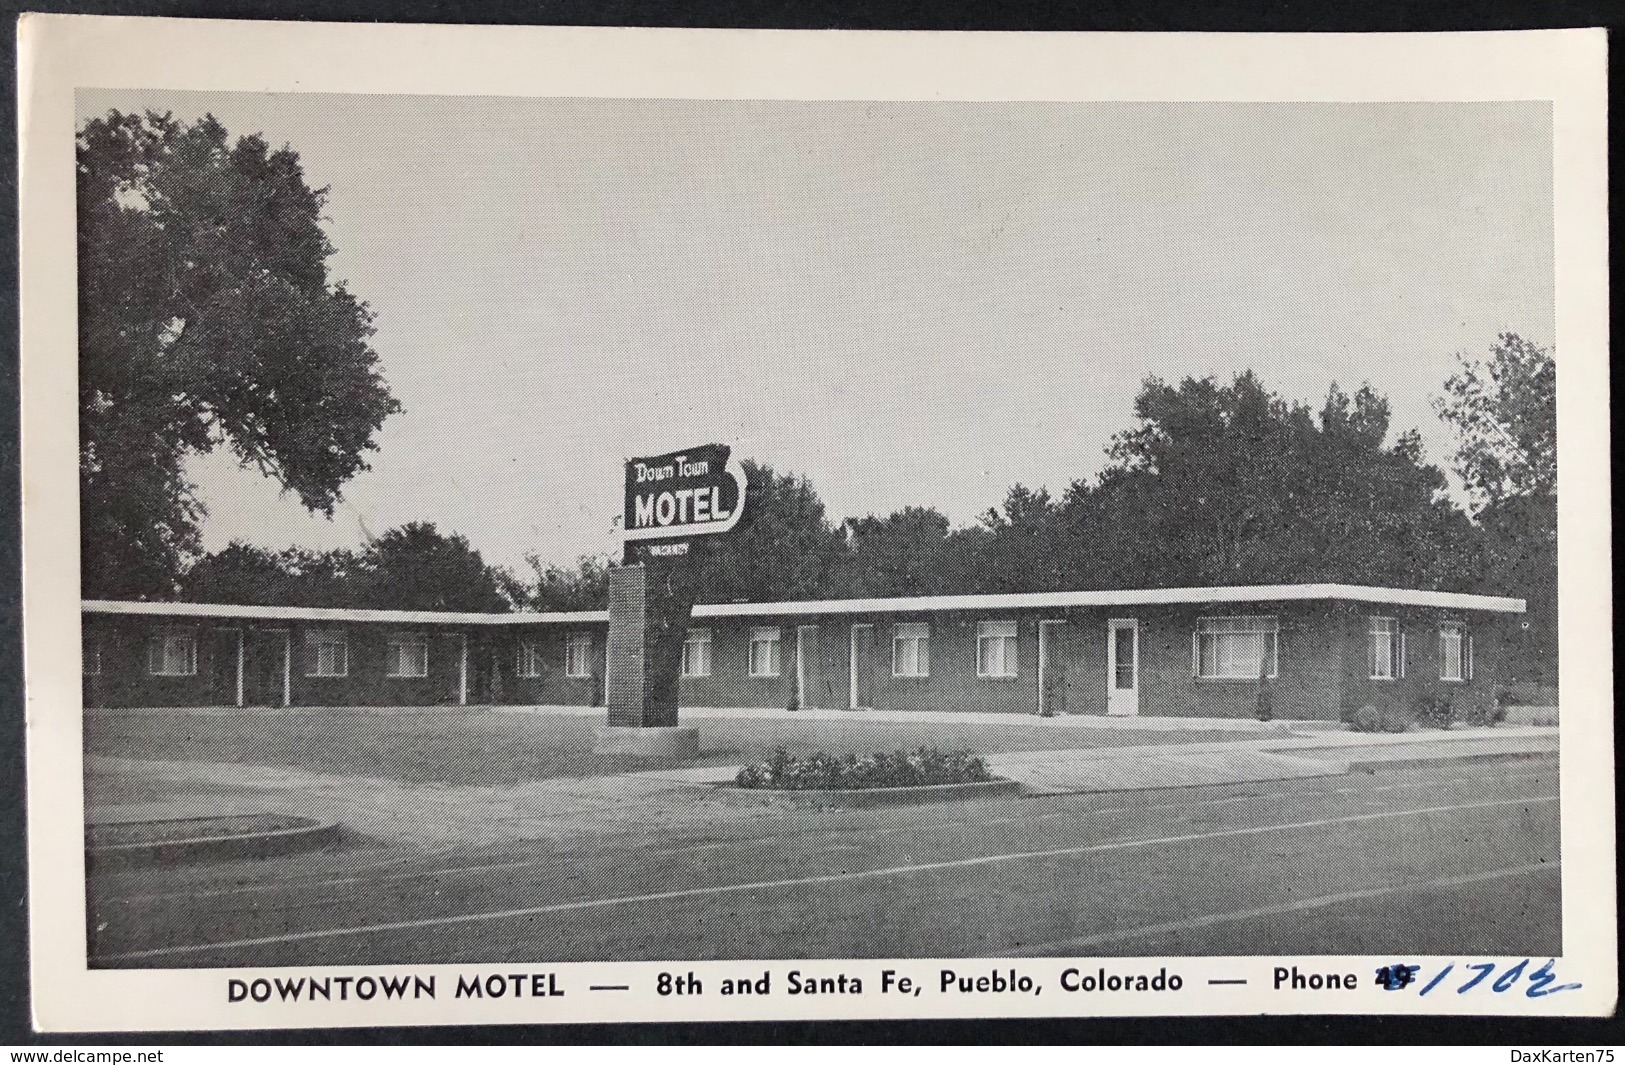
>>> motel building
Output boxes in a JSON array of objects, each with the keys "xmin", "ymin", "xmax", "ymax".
[{"xmin": 81, "ymin": 584, "xmax": 1521, "ymax": 722}]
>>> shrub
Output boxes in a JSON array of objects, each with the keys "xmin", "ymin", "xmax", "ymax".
[
  {"xmin": 735, "ymin": 746, "xmax": 993, "ymax": 791},
  {"xmin": 1255, "ymin": 682, "xmax": 1275, "ymax": 723},
  {"xmin": 1380, "ymin": 706, "xmax": 1412, "ymax": 733},
  {"xmin": 1414, "ymin": 693, "xmax": 1457, "ymax": 730},
  {"xmin": 1349, "ymin": 704, "xmax": 1383, "ymax": 733},
  {"xmin": 1458, "ymin": 690, "xmax": 1507, "ymax": 728},
  {"xmin": 1351, "ymin": 702, "xmax": 1412, "ymax": 733}
]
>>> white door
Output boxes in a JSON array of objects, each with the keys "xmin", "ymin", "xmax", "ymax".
[{"xmin": 1106, "ymin": 618, "xmax": 1139, "ymax": 716}]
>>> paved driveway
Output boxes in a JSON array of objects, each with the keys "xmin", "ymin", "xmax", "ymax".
[{"xmin": 88, "ymin": 757, "xmax": 1560, "ymax": 966}]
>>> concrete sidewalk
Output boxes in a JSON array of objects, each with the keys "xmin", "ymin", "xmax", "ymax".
[
  {"xmin": 640, "ymin": 725, "xmax": 1559, "ymax": 794},
  {"xmin": 984, "ymin": 727, "xmax": 1556, "ymax": 794},
  {"xmin": 101, "ymin": 702, "xmax": 1304, "ymax": 732},
  {"xmin": 498, "ymin": 704, "xmax": 1300, "ymax": 732}
]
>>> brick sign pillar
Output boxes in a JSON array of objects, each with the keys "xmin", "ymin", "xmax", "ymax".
[
  {"xmin": 605, "ymin": 563, "xmax": 692, "ymax": 729},
  {"xmin": 604, "ymin": 565, "xmax": 649, "ymax": 727},
  {"xmin": 596, "ymin": 562, "xmax": 700, "ymax": 755},
  {"xmin": 595, "ymin": 443, "xmax": 747, "ymax": 759}
]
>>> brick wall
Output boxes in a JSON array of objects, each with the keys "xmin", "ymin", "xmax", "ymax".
[
  {"xmin": 678, "ymin": 621, "xmax": 794, "ymax": 709},
  {"xmin": 80, "ymin": 598, "xmax": 1520, "ymax": 720},
  {"xmin": 501, "ymin": 627, "xmax": 602, "ymax": 707},
  {"xmin": 855, "ymin": 613, "xmax": 1039, "ymax": 715},
  {"xmin": 680, "ymin": 613, "xmax": 1045, "ymax": 715},
  {"xmin": 82, "ymin": 617, "xmax": 484, "ymax": 708},
  {"xmin": 283, "ymin": 625, "xmax": 468, "ymax": 707},
  {"xmin": 1336, "ymin": 604, "xmax": 1505, "ymax": 723},
  {"xmin": 82, "ymin": 617, "xmax": 238, "ymax": 709},
  {"xmin": 1133, "ymin": 604, "xmax": 1345, "ymax": 721}
]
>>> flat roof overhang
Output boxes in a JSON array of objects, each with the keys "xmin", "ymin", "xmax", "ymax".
[
  {"xmin": 79, "ymin": 600, "xmax": 609, "ymax": 626},
  {"xmin": 82, "ymin": 583, "xmax": 1524, "ymax": 627},
  {"xmin": 692, "ymin": 583, "xmax": 1525, "ymax": 618}
]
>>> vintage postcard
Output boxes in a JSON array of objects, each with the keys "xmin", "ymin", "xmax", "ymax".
[{"xmin": 18, "ymin": 16, "xmax": 1613, "ymax": 1031}]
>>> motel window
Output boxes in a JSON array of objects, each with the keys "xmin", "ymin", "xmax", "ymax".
[
  {"xmin": 565, "ymin": 633, "xmax": 594, "ymax": 679},
  {"xmin": 1194, "ymin": 616, "xmax": 1278, "ymax": 680},
  {"xmin": 1368, "ymin": 617, "xmax": 1405, "ymax": 680},
  {"xmin": 305, "ymin": 630, "xmax": 349, "ymax": 678},
  {"xmin": 892, "ymin": 623, "xmax": 930, "ymax": 678},
  {"xmin": 682, "ymin": 629, "xmax": 713, "ymax": 678},
  {"xmin": 1440, "ymin": 623, "xmax": 1472, "ymax": 682},
  {"xmin": 386, "ymin": 633, "xmax": 429, "ymax": 679},
  {"xmin": 976, "ymin": 620, "xmax": 1018, "ymax": 678},
  {"xmin": 749, "ymin": 628, "xmax": 781, "ymax": 677},
  {"xmin": 83, "ymin": 638, "xmax": 101, "ymax": 676},
  {"xmin": 517, "ymin": 641, "xmax": 545, "ymax": 679},
  {"xmin": 147, "ymin": 631, "xmax": 197, "ymax": 677}
]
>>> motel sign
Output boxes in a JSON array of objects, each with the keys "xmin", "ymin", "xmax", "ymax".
[{"xmin": 622, "ymin": 443, "xmax": 748, "ymax": 558}]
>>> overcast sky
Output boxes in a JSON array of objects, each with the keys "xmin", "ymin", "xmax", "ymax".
[{"xmin": 77, "ymin": 92, "xmax": 1554, "ymax": 573}]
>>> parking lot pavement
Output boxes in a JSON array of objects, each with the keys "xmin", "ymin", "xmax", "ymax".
[{"xmin": 88, "ymin": 757, "xmax": 1560, "ymax": 967}]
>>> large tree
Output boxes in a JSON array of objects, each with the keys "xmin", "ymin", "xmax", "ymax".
[
  {"xmin": 1433, "ymin": 334, "xmax": 1557, "ymax": 510},
  {"xmin": 1061, "ymin": 372, "xmax": 1475, "ymax": 589},
  {"xmin": 179, "ymin": 541, "xmax": 367, "ymax": 607},
  {"xmin": 973, "ymin": 486, "xmax": 1068, "ymax": 594},
  {"xmin": 522, "ymin": 553, "xmax": 613, "ymax": 613},
  {"xmin": 682, "ymin": 461, "xmax": 847, "ymax": 605},
  {"xmin": 181, "ymin": 524, "xmax": 514, "ymax": 611},
  {"xmin": 359, "ymin": 523, "xmax": 514, "ymax": 612},
  {"xmin": 1434, "ymin": 334, "xmax": 1558, "ymax": 682},
  {"xmin": 78, "ymin": 111, "xmax": 399, "ymax": 598},
  {"xmin": 830, "ymin": 506, "xmax": 984, "ymax": 598}
]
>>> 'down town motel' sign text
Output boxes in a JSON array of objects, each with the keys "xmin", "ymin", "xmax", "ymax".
[
  {"xmin": 601, "ymin": 444, "xmax": 750, "ymax": 751},
  {"xmin": 622, "ymin": 443, "xmax": 748, "ymax": 560}
]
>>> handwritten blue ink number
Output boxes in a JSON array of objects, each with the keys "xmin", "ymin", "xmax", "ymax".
[
  {"xmin": 1375, "ymin": 965, "xmax": 1420, "ymax": 991},
  {"xmin": 1525, "ymin": 959, "xmax": 1584, "ymax": 998},
  {"xmin": 1409, "ymin": 959, "xmax": 1580, "ymax": 997},
  {"xmin": 1458, "ymin": 962, "xmax": 1497, "ymax": 993},
  {"xmin": 1417, "ymin": 964, "xmax": 1452, "ymax": 996}
]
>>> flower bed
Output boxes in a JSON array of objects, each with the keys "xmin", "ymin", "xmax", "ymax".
[{"xmin": 735, "ymin": 746, "xmax": 993, "ymax": 791}]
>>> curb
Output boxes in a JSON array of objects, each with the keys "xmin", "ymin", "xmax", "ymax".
[
  {"xmin": 86, "ymin": 816, "xmax": 343, "ymax": 870},
  {"xmin": 702, "ymin": 778, "xmax": 1024, "ymax": 809},
  {"xmin": 1345, "ymin": 749, "xmax": 1560, "ymax": 773}
]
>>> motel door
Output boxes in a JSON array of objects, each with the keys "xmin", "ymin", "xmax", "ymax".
[
  {"xmin": 244, "ymin": 628, "xmax": 291, "ymax": 707},
  {"xmin": 849, "ymin": 624, "xmax": 875, "ymax": 710},
  {"xmin": 210, "ymin": 627, "xmax": 243, "ymax": 707},
  {"xmin": 1038, "ymin": 620, "xmax": 1067, "ymax": 716},
  {"xmin": 1106, "ymin": 618, "xmax": 1139, "ymax": 716},
  {"xmin": 796, "ymin": 627, "xmax": 819, "ymax": 712}
]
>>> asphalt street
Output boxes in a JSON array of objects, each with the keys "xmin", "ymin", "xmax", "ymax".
[{"xmin": 87, "ymin": 757, "xmax": 1560, "ymax": 967}]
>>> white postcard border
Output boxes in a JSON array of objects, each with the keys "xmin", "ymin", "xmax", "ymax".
[{"xmin": 19, "ymin": 16, "xmax": 1614, "ymax": 1031}]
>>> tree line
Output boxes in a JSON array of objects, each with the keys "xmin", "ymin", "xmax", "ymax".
[
  {"xmin": 78, "ymin": 111, "xmax": 1557, "ymax": 682},
  {"xmin": 159, "ymin": 344, "xmax": 1556, "ymax": 683}
]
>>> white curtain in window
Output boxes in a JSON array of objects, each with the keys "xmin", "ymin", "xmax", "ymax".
[
  {"xmin": 893, "ymin": 623, "xmax": 930, "ymax": 677},
  {"xmin": 683, "ymin": 629, "xmax": 713, "ymax": 677},
  {"xmin": 977, "ymin": 620, "xmax": 1018, "ymax": 677},
  {"xmin": 1195, "ymin": 617, "xmax": 1277, "ymax": 679},
  {"xmin": 749, "ymin": 628, "xmax": 780, "ymax": 676}
]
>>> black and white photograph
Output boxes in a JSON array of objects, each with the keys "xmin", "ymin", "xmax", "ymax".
[{"xmin": 20, "ymin": 18, "xmax": 1613, "ymax": 1030}]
